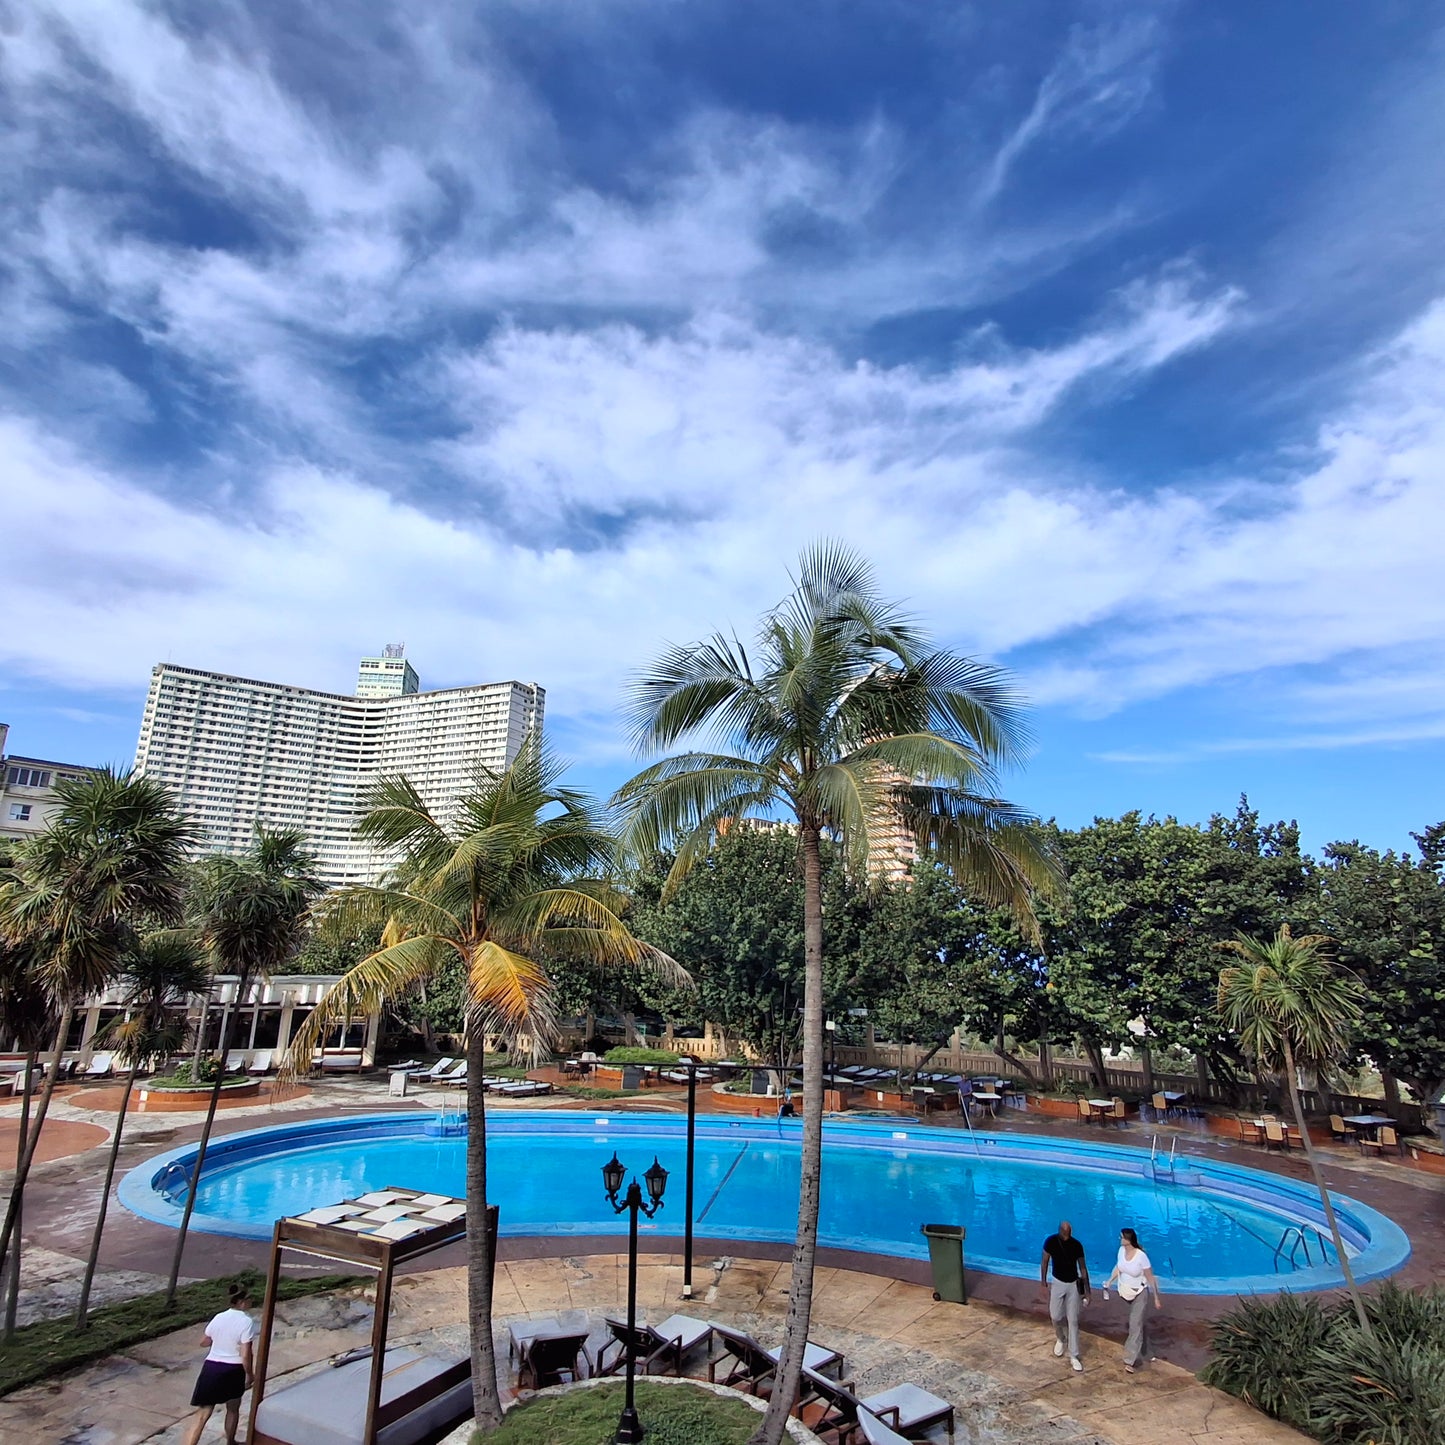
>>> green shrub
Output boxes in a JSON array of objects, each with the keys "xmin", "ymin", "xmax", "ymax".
[
  {"xmin": 481, "ymin": 1381, "xmax": 757, "ymax": 1445},
  {"xmin": 1202, "ymin": 1283, "xmax": 1445, "ymax": 1445},
  {"xmin": 168, "ymin": 1057, "xmax": 225, "ymax": 1085},
  {"xmin": 1200, "ymin": 1291, "xmax": 1332, "ymax": 1425},
  {"xmin": 601, "ymin": 1047, "xmax": 679, "ymax": 1066}
]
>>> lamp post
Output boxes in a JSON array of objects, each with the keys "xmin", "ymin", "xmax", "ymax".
[
  {"xmin": 603, "ymin": 1152, "xmax": 668, "ymax": 1444},
  {"xmin": 679, "ymin": 1058, "xmax": 698, "ymax": 1301},
  {"xmin": 825, "ymin": 1019, "xmax": 837, "ymax": 1085}
]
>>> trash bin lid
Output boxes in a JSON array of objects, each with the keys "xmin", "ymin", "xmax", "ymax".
[{"xmin": 921, "ymin": 1223, "xmax": 966, "ymax": 1238}]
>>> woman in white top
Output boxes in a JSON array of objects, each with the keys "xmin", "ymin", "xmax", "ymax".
[
  {"xmin": 182, "ymin": 1282, "xmax": 256, "ymax": 1445},
  {"xmin": 1103, "ymin": 1227, "xmax": 1162, "ymax": 1372}
]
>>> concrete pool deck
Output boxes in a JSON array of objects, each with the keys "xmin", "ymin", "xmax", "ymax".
[
  {"xmin": 0, "ymin": 1255, "xmax": 1311, "ymax": 1445},
  {"xmin": 1, "ymin": 1075, "xmax": 1440, "ymax": 1440}
]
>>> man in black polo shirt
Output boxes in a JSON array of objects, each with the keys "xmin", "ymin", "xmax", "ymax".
[{"xmin": 1040, "ymin": 1219, "xmax": 1089, "ymax": 1371}]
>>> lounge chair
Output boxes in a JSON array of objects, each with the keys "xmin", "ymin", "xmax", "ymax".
[
  {"xmin": 799, "ymin": 1368, "xmax": 954, "ymax": 1443},
  {"xmin": 516, "ymin": 1329, "xmax": 590, "ymax": 1390},
  {"xmin": 437, "ymin": 1062, "xmax": 468, "ymax": 1088},
  {"xmin": 421, "ymin": 1058, "xmax": 460, "ymax": 1083},
  {"xmin": 224, "ymin": 1050, "xmax": 247, "ymax": 1073},
  {"xmin": 856, "ymin": 1406, "xmax": 912, "ymax": 1445},
  {"xmin": 708, "ymin": 1323, "xmax": 842, "ymax": 1396},
  {"xmin": 84, "ymin": 1052, "xmax": 114, "ymax": 1079},
  {"xmin": 248, "ymin": 1051, "xmax": 273, "ymax": 1075},
  {"xmin": 596, "ymin": 1316, "xmax": 712, "ymax": 1379}
]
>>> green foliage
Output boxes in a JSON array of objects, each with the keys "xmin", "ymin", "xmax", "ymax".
[
  {"xmin": 601, "ymin": 1046, "xmax": 679, "ymax": 1065},
  {"xmin": 292, "ymin": 918, "xmax": 384, "ymax": 976},
  {"xmin": 1201, "ymin": 1283, "xmax": 1445, "ymax": 1445},
  {"xmin": 166, "ymin": 1056, "xmax": 225, "ymax": 1085},
  {"xmin": 629, "ymin": 828, "xmax": 867, "ymax": 1070},
  {"xmin": 0, "ymin": 1270, "xmax": 359, "ymax": 1397},
  {"xmin": 481, "ymin": 1381, "xmax": 759, "ymax": 1445},
  {"xmin": 1320, "ymin": 824, "xmax": 1445, "ymax": 1112}
]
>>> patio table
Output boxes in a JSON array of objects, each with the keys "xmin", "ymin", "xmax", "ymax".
[
  {"xmin": 1343, "ymin": 1114, "xmax": 1394, "ymax": 1137},
  {"xmin": 970, "ymin": 1090, "xmax": 1001, "ymax": 1117}
]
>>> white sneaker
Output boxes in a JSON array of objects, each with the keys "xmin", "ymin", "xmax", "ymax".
[
  {"xmin": 1071, "ymin": 1356, "xmax": 1083, "ymax": 1372},
  {"xmin": 1053, "ymin": 1341, "xmax": 1065, "ymax": 1357}
]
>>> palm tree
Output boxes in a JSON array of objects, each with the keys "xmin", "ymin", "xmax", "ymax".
[
  {"xmin": 75, "ymin": 932, "xmax": 210, "ymax": 1330},
  {"xmin": 0, "ymin": 878, "xmax": 58, "ymax": 1341},
  {"xmin": 614, "ymin": 542, "xmax": 1056, "ymax": 1445},
  {"xmin": 0, "ymin": 770, "xmax": 195, "ymax": 1293},
  {"xmin": 288, "ymin": 734, "xmax": 675, "ymax": 1433},
  {"xmin": 1217, "ymin": 926, "xmax": 1374, "ymax": 1337},
  {"xmin": 164, "ymin": 827, "xmax": 322, "ymax": 1305}
]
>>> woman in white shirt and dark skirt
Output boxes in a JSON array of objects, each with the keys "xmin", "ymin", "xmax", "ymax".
[
  {"xmin": 182, "ymin": 1282, "xmax": 256, "ymax": 1445},
  {"xmin": 1103, "ymin": 1228, "xmax": 1162, "ymax": 1373}
]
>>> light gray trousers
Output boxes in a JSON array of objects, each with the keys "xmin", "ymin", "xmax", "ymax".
[
  {"xmin": 1049, "ymin": 1279, "xmax": 1080, "ymax": 1358},
  {"xmin": 1124, "ymin": 1289, "xmax": 1152, "ymax": 1365}
]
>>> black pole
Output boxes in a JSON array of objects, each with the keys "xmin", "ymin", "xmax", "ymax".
[
  {"xmin": 682, "ymin": 1065, "xmax": 697, "ymax": 1299},
  {"xmin": 616, "ymin": 1183, "xmax": 644, "ymax": 1444}
]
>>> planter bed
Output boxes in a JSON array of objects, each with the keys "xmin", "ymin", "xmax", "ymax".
[{"xmin": 137, "ymin": 1078, "xmax": 259, "ymax": 1110}]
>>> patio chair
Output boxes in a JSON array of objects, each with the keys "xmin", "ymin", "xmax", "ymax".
[
  {"xmin": 1235, "ymin": 1118, "xmax": 1257, "ymax": 1145},
  {"xmin": 798, "ymin": 1368, "xmax": 954, "ymax": 1443},
  {"xmin": 247, "ymin": 1050, "xmax": 273, "ymax": 1075},
  {"xmin": 516, "ymin": 1330, "xmax": 590, "ymax": 1390},
  {"xmin": 1263, "ymin": 1119, "xmax": 1288, "ymax": 1152},
  {"xmin": 1110, "ymin": 1097, "xmax": 1128, "ymax": 1127},
  {"xmin": 84, "ymin": 1052, "xmax": 114, "ymax": 1079},
  {"xmin": 596, "ymin": 1318, "xmax": 676, "ymax": 1378},
  {"xmin": 1328, "ymin": 1114, "xmax": 1350, "ymax": 1143},
  {"xmin": 1078, "ymin": 1098, "xmax": 1094, "ymax": 1126},
  {"xmin": 1151, "ymin": 1092, "xmax": 1172, "ymax": 1121},
  {"xmin": 1358, "ymin": 1125, "xmax": 1405, "ymax": 1159},
  {"xmin": 709, "ymin": 1323, "xmax": 842, "ymax": 1396}
]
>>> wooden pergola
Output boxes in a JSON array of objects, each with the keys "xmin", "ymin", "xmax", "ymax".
[{"xmin": 247, "ymin": 1186, "xmax": 479, "ymax": 1445}]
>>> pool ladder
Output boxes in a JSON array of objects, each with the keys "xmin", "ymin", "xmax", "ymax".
[
  {"xmin": 1149, "ymin": 1133, "xmax": 1178, "ymax": 1178},
  {"xmin": 1273, "ymin": 1225, "xmax": 1334, "ymax": 1271}
]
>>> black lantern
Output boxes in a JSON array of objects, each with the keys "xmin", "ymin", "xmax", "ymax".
[
  {"xmin": 644, "ymin": 1157, "xmax": 669, "ymax": 1207},
  {"xmin": 602, "ymin": 1153, "xmax": 626, "ymax": 1201}
]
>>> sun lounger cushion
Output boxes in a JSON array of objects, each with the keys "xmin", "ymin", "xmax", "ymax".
[
  {"xmin": 652, "ymin": 1314, "xmax": 712, "ymax": 1354},
  {"xmin": 253, "ymin": 1347, "xmax": 470, "ymax": 1445},
  {"xmin": 765, "ymin": 1342, "xmax": 841, "ymax": 1374},
  {"xmin": 862, "ymin": 1382, "xmax": 954, "ymax": 1433}
]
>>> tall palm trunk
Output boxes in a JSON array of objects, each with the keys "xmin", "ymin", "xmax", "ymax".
[
  {"xmin": 751, "ymin": 823, "xmax": 826, "ymax": 1445},
  {"xmin": 74, "ymin": 1059, "xmax": 140, "ymax": 1329},
  {"xmin": 0, "ymin": 1013, "xmax": 71, "ymax": 1285},
  {"xmin": 1281, "ymin": 1038, "xmax": 1373, "ymax": 1338},
  {"xmin": 165, "ymin": 986, "xmax": 244, "ymax": 1306},
  {"xmin": 3, "ymin": 1047, "xmax": 38, "ymax": 1340},
  {"xmin": 465, "ymin": 1024, "xmax": 503, "ymax": 1431}
]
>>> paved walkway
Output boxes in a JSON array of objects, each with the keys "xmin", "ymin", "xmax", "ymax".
[{"xmin": 0, "ymin": 1255, "xmax": 1309, "ymax": 1445}]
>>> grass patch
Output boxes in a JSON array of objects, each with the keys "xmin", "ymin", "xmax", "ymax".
[
  {"xmin": 0, "ymin": 1269, "xmax": 360, "ymax": 1398},
  {"xmin": 480, "ymin": 1380, "xmax": 757, "ymax": 1445},
  {"xmin": 559, "ymin": 1085, "xmax": 645, "ymax": 1100},
  {"xmin": 145, "ymin": 1073, "xmax": 250, "ymax": 1089},
  {"xmin": 601, "ymin": 1047, "xmax": 679, "ymax": 1067}
]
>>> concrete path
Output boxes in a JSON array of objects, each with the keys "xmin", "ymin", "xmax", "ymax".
[{"xmin": 0, "ymin": 1255, "xmax": 1307, "ymax": 1445}]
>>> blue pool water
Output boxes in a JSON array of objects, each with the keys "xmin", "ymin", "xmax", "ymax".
[{"xmin": 118, "ymin": 1113, "xmax": 1410, "ymax": 1294}]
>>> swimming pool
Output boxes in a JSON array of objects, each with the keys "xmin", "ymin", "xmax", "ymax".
[{"xmin": 118, "ymin": 1112, "xmax": 1410, "ymax": 1294}]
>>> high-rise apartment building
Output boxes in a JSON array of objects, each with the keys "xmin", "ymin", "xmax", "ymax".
[
  {"xmin": 132, "ymin": 652, "xmax": 544, "ymax": 886},
  {"xmin": 355, "ymin": 643, "xmax": 420, "ymax": 699}
]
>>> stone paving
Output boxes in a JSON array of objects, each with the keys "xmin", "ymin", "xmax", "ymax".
[
  {"xmin": 0, "ymin": 1255, "xmax": 1309, "ymax": 1445},
  {"xmin": 2, "ymin": 1074, "xmax": 1439, "ymax": 1442}
]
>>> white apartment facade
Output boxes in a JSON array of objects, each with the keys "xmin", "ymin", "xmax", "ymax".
[
  {"xmin": 0, "ymin": 723, "xmax": 96, "ymax": 844},
  {"xmin": 132, "ymin": 653, "xmax": 544, "ymax": 886}
]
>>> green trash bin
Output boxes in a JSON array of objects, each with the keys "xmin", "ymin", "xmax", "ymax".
[{"xmin": 921, "ymin": 1223, "xmax": 966, "ymax": 1303}]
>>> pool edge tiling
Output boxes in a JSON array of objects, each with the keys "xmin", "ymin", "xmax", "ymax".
[{"xmin": 117, "ymin": 1111, "xmax": 1412, "ymax": 1296}]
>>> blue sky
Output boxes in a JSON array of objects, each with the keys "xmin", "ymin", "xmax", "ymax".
[{"xmin": 3, "ymin": 2, "xmax": 1444, "ymax": 855}]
